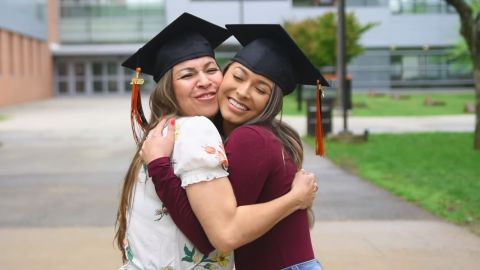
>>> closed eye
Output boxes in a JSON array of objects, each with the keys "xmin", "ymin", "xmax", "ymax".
[
  {"xmin": 206, "ymin": 68, "xmax": 219, "ymax": 74},
  {"xmin": 180, "ymin": 73, "xmax": 193, "ymax": 79}
]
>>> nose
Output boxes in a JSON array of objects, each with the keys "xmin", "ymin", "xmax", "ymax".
[
  {"xmin": 196, "ymin": 72, "xmax": 212, "ymax": 88},
  {"xmin": 235, "ymin": 83, "xmax": 250, "ymax": 99}
]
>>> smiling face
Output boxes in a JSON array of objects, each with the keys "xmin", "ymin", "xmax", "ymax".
[
  {"xmin": 217, "ymin": 62, "xmax": 274, "ymax": 134},
  {"xmin": 172, "ymin": 56, "xmax": 223, "ymax": 118}
]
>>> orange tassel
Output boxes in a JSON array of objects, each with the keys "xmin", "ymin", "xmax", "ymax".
[
  {"xmin": 130, "ymin": 67, "xmax": 147, "ymax": 146},
  {"xmin": 316, "ymin": 80, "xmax": 325, "ymax": 156}
]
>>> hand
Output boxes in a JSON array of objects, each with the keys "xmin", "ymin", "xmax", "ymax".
[
  {"xmin": 290, "ymin": 169, "xmax": 318, "ymax": 210},
  {"xmin": 140, "ymin": 117, "xmax": 176, "ymax": 164}
]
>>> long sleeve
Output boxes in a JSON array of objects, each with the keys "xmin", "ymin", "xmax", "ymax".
[{"xmin": 148, "ymin": 157, "xmax": 214, "ymax": 254}]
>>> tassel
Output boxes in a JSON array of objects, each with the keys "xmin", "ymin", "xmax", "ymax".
[
  {"xmin": 316, "ymin": 80, "xmax": 325, "ymax": 156},
  {"xmin": 130, "ymin": 67, "xmax": 147, "ymax": 146}
]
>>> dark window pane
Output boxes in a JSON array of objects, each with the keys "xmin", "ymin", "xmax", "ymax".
[
  {"xmin": 58, "ymin": 81, "xmax": 68, "ymax": 94},
  {"xmin": 92, "ymin": 62, "xmax": 103, "ymax": 75},
  {"xmin": 94, "ymin": 81, "xmax": 103, "ymax": 93},
  {"xmin": 74, "ymin": 63, "xmax": 85, "ymax": 76},
  {"xmin": 107, "ymin": 62, "xmax": 117, "ymax": 75},
  {"xmin": 125, "ymin": 81, "xmax": 132, "ymax": 92},
  {"xmin": 75, "ymin": 81, "xmax": 85, "ymax": 93},
  {"xmin": 108, "ymin": 80, "xmax": 117, "ymax": 92},
  {"xmin": 58, "ymin": 62, "xmax": 68, "ymax": 76}
]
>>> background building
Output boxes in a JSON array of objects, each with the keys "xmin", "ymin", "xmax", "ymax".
[
  {"xmin": 0, "ymin": 0, "xmax": 474, "ymax": 107},
  {"xmin": 0, "ymin": 0, "xmax": 52, "ymax": 106}
]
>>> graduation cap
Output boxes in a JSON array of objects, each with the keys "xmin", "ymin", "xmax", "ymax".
[
  {"xmin": 226, "ymin": 24, "xmax": 328, "ymax": 156},
  {"xmin": 225, "ymin": 24, "xmax": 329, "ymax": 95},
  {"xmin": 122, "ymin": 12, "xmax": 230, "ymax": 146},
  {"xmin": 122, "ymin": 12, "xmax": 231, "ymax": 82}
]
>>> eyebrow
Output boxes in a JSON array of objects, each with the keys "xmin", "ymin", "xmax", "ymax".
[
  {"xmin": 236, "ymin": 66, "xmax": 273, "ymax": 90},
  {"xmin": 176, "ymin": 61, "xmax": 217, "ymax": 73}
]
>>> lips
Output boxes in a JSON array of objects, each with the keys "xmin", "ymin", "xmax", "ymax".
[
  {"xmin": 196, "ymin": 92, "xmax": 216, "ymax": 101},
  {"xmin": 228, "ymin": 97, "xmax": 248, "ymax": 111}
]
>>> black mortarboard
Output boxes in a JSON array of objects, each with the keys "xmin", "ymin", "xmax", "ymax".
[
  {"xmin": 226, "ymin": 24, "xmax": 329, "ymax": 95},
  {"xmin": 122, "ymin": 13, "xmax": 230, "ymax": 82}
]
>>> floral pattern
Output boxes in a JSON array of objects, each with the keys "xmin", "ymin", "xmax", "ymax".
[
  {"xmin": 154, "ymin": 203, "xmax": 169, "ymax": 221},
  {"xmin": 203, "ymin": 143, "xmax": 229, "ymax": 170},
  {"xmin": 181, "ymin": 244, "xmax": 232, "ymax": 269}
]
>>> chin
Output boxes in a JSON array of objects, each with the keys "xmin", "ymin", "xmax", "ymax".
[{"xmin": 202, "ymin": 110, "xmax": 218, "ymax": 119}]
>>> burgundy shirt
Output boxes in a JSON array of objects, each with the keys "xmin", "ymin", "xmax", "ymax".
[{"xmin": 148, "ymin": 125, "xmax": 314, "ymax": 270}]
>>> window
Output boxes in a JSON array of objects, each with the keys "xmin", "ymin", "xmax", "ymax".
[
  {"xmin": 390, "ymin": 0, "xmax": 455, "ymax": 14},
  {"xmin": 58, "ymin": 81, "xmax": 69, "ymax": 94},
  {"xmin": 390, "ymin": 48, "xmax": 473, "ymax": 87}
]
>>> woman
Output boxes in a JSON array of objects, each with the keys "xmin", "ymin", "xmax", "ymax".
[
  {"xmin": 143, "ymin": 24, "xmax": 329, "ymax": 270},
  {"xmin": 116, "ymin": 13, "xmax": 317, "ymax": 270}
]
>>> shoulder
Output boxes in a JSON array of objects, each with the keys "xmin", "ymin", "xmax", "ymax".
[
  {"xmin": 228, "ymin": 124, "xmax": 273, "ymax": 140},
  {"xmin": 175, "ymin": 116, "xmax": 219, "ymax": 139},
  {"xmin": 177, "ymin": 116, "xmax": 217, "ymax": 132},
  {"xmin": 226, "ymin": 125, "xmax": 275, "ymax": 149}
]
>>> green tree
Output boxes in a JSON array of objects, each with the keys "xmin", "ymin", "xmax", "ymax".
[
  {"xmin": 445, "ymin": 0, "xmax": 480, "ymax": 150},
  {"xmin": 284, "ymin": 12, "xmax": 377, "ymax": 68}
]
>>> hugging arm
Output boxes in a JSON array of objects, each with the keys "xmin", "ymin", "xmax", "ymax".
[{"xmin": 144, "ymin": 118, "xmax": 316, "ymax": 254}]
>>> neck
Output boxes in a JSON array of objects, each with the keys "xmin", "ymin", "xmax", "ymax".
[{"xmin": 222, "ymin": 120, "xmax": 239, "ymax": 136}]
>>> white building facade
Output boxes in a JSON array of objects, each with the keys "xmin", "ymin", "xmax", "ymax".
[{"xmin": 52, "ymin": 0, "xmax": 473, "ymax": 95}]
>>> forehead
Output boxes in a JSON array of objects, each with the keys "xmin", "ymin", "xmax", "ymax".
[
  {"xmin": 173, "ymin": 56, "xmax": 216, "ymax": 70},
  {"xmin": 229, "ymin": 62, "xmax": 274, "ymax": 86}
]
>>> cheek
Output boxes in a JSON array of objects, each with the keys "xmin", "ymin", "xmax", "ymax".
[
  {"xmin": 173, "ymin": 82, "xmax": 191, "ymax": 103},
  {"xmin": 256, "ymin": 96, "xmax": 270, "ymax": 111},
  {"xmin": 211, "ymin": 73, "xmax": 223, "ymax": 88}
]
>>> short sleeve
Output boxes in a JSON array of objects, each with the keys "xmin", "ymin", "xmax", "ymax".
[{"xmin": 171, "ymin": 116, "xmax": 229, "ymax": 188}]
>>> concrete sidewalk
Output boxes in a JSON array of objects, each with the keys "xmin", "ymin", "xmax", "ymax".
[{"xmin": 0, "ymin": 96, "xmax": 479, "ymax": 270}]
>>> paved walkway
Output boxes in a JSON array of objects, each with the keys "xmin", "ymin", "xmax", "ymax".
[{"xmin": 0, "ymin": 96, "xmax": 479, "ymax": 270}]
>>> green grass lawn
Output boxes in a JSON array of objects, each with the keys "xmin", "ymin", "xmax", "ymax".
[
  {"xmin": 304, "ymin": 132, "xmax": 480, "ymax": 234},
  {"xmin": 0, "ymin": 115, "xmax": 7, "ymax": 122},
  {"xmin": 283, "ymin": 92, "xmax": 475, "ymax": 116},
  {"xmin": 351, "ymin": 92, "xmax": 475, "ymax": 116},
  {"xmin": 283, "ymin": 94, "xmax": 307, "ymax": 116}
]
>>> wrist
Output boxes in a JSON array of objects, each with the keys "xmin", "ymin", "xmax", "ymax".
[
  {"xmin": 285, "ymin": 190, "xmax": 302, "ymax": 211},
  {"xmin": 147, "ymin": 157, "xmax": 171, "ymax": 176}
]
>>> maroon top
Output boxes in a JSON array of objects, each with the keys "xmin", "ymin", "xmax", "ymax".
[{"xmin": 148, "ymin": 125, "xmax": 314, "ymax": 269}]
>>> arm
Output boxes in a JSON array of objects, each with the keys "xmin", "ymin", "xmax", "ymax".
[
  {"xmin": 142, "ymin": 119, "xmax": 316, "ymax": 253},
  {"xmin": 183, "ymin": 126, "xmax": 316, "ymax": 253}
]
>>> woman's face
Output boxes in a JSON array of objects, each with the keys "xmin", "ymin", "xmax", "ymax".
[
  {"xmin": 172, "ymin": 56, "xmax": 223, "ymax": 118},
  {"xmin": 217, "ymin": 62, "xmax": 274, "ymax": 128}
]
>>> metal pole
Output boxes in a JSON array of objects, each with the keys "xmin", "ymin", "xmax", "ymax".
[
  {"xmin": 297, "ymin": 85, "xmax": 303, "ymax": 111},
  {"xmin": 336, "ymin": 0, "xmax": 348, "ymax": 132}
]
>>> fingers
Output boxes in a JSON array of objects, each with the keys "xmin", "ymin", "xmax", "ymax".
[
  {"xmin": 166, "ymin": 118, "xmax": 176, "ymax": 142},
  {"xmin": 145, "ymin": 117, "xmax": 176, "ymax": 141}
]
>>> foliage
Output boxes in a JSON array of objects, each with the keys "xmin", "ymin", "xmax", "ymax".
[
  {"xmin": 284, "ymin": 12, "xmax": 377, "ymax": 67},
  {"xmin": 448, "ymin": 40, "xmax": 474, "ymax": 72}
]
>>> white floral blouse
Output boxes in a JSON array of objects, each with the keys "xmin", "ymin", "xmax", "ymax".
[{"xmin": 120, "ymin": 116, "xmax": 233, "ymax": 270}]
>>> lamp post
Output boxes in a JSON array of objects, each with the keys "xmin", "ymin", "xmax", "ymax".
[{"xmin": 336, "ymin": 0, "xmax": 349, "ymax": 133}]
